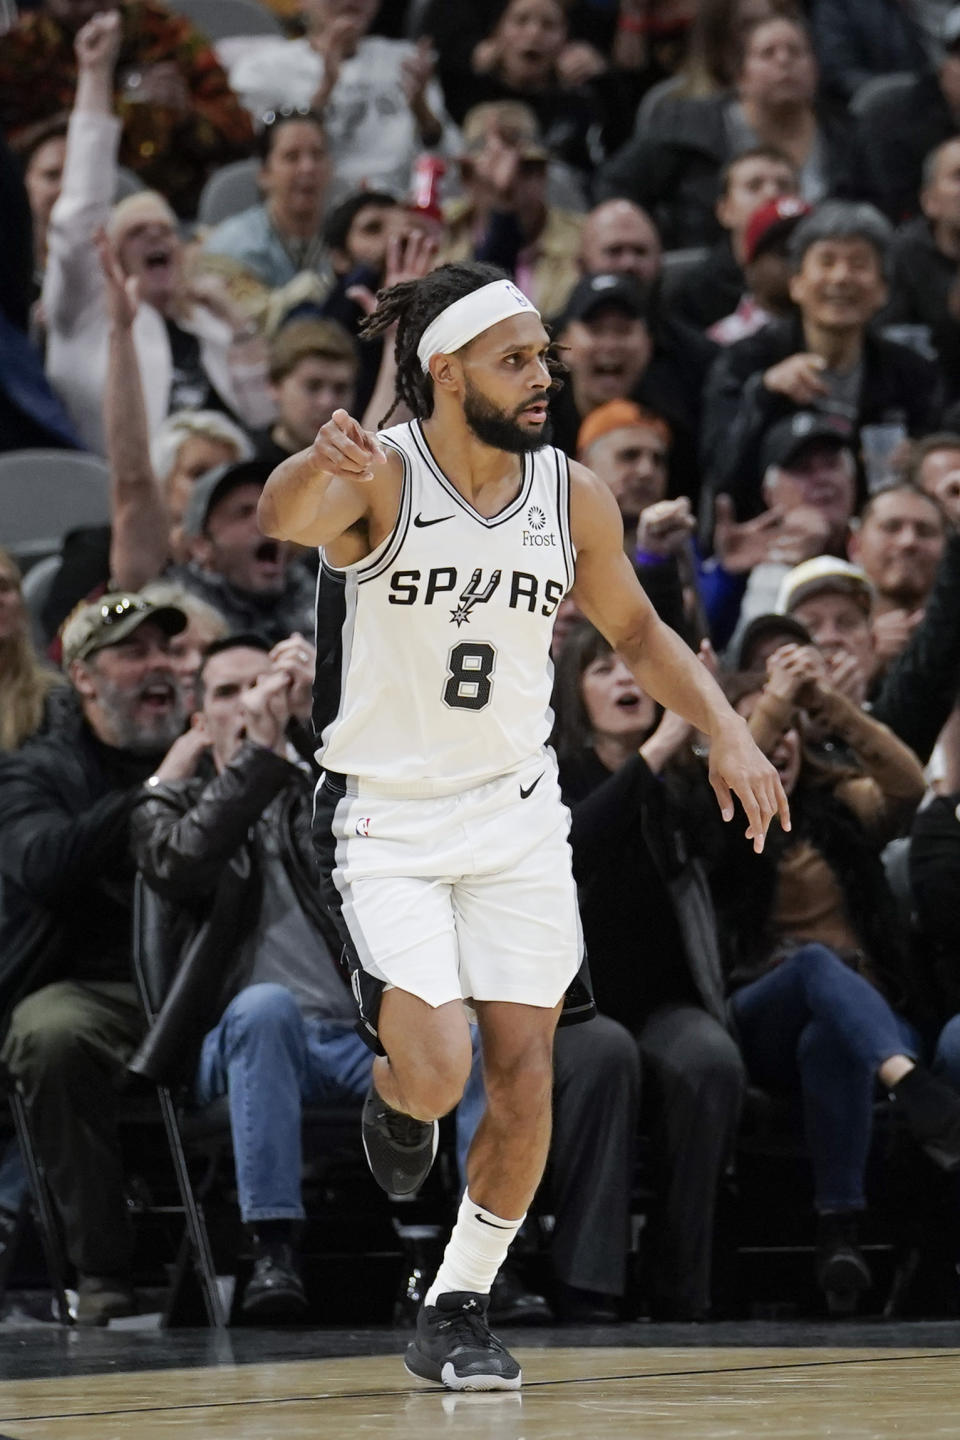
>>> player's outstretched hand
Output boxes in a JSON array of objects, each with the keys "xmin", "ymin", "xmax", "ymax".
[
  {"xmin": 311, "ymin": 409, "xmax": 388, "ymax": 483},
  {"xmin": 708, "ymin": 718, "xmax": 791, "ymax": 854}
]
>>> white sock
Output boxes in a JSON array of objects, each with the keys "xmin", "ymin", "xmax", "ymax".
[{"xmin": 424, "ymin": 1192, "xmax": 524, "ymax": 1305}]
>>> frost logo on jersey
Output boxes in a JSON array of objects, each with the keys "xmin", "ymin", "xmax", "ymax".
[
  {"xmin": 355, "ymin": 816, "xmax": 373, "ymax": 836},
  {"xmin": 451, "ymin": 567, "xmax": 501, "ymax": 627},
  {"xmin": 523, "ymin": 502, "xmax": 556, "ymax": 547}
]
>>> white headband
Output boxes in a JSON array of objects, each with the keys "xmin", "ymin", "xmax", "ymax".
[{"xmin": 417, "ymin": 280, "xmax": 540, "ymax": 372}]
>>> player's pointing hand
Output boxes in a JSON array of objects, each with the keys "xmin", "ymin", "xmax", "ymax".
[
  {"xmin": 707, "ymin": 716, "xmax": 791, "ymax": 854},
  {"xmin": 312, "ymin": 409, "xmax": 388, "ymax": 482}
]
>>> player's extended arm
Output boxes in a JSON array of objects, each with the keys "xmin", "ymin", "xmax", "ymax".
[
  {"xmin": 569, "ymin": 462, "xmax": 790, "ymax": 851},
  {"xmin": 257, "ymin": 409, "xmax": 398, "ymax": 548}
]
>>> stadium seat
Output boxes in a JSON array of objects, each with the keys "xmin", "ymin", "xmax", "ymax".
[
  {"xmin": 197, "ymin": 157, "xmax": 261, "ymax": 228},
  {"xmin": 0, "ymin": 450, "xmax": 110, "ymax": 563},
  {"xmin": 849, "ymin": 72, "xmax": 914, "ymax": 119},
  {"xmin": 167, "ymin": 0, "xmax": 282, "ymax": 39}
]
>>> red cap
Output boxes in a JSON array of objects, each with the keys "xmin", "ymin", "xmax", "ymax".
[{"xmin": 743, "ymin": 195, "xmax": 811, "ymax": 265}]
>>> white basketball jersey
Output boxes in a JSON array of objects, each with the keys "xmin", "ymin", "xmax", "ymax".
[{"xmin": 315, "ymin": 419, "xmax": 576, "ymax": 795}]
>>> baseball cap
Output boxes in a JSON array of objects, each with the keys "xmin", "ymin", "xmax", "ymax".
[
  {"xmin": 556, "ymin": 273, "xmax": 648, "ymax": 331},
  {"xmin": 760, "ymin": 411, "xmax": 854, "ymax": 473},
  {"xmin": 577, "ymin": 399, "xmax": 671, "ymax": 457},
  {"xmin": 61, "ymin": 592, "xmax": 187, "ymax": 668},
  {"xmin": 775, "ymin": 556, "xmax": 874, "ymax": 615},
  {"xmin": 734, "ymin": 612, "xmax": 812, "ymax": 671},
  {"xmin": 182, "ymin": 458, "xmax": 275, "ymax": 539},
  {"xmin": 743, "ymin": 196, "xmax": 812, "ymax": 265},
  {"xmin": 944, "ymin": 5, "xmax": 960, "ymax": 49}
]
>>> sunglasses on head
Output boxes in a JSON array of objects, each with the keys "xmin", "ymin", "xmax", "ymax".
[
  {"xmin": 96, "ymin": 596, "xmax": 152, "ymax": 626},
  {"xmin": 261, "ymin": 104, "xmax": 324, "ymax": 128}
]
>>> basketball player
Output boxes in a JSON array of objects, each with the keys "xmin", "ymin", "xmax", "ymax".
[{"xmin": 258, "ymin": 262, "xmax": 789, "ymax": 1390}]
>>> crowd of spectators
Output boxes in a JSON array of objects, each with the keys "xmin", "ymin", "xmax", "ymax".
[{"xmin": 3, "ymin": 0, "xmax": 960, "ymax": 1330}]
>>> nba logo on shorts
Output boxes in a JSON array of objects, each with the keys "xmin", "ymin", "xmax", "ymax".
[{"xmin": 355, "ymin": 816, "xmax": 373, "ymax": 837}]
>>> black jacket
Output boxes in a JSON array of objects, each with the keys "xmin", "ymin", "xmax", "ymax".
[
  {"xmin": 663, "ymin": 236, "xmax": 745, "ymax": 334},
  {"xmin": 700, "ymin": 314, "xmax": 943, "ymax": 523},
  {"xmin": 597, "ymin": 94, "xmax": 857, "ymax": 250},
  {"xmin": 812, "ymin": 0, "xmax": 931, "ymax": 104},
  {"xmin": 856, "ymin": 70, "xmax": 956, "ymax": 223},
  {"xmin": 0, "ymin": 711, "xmax": 162, "ymax": 1035},
  {"xmin": 910, "ymin": 790, "xmax": 960, "ymax": 1015},
  {"xmin": 559, "ymin": 749, "xmax": 728, "ymax": 1030},
  {"xmin": 885, "ymin": 218, "xmax": 960, "ymax": 403},
  {"xmin": 872, "ymin": 531, "xmax": 960, "ymax": 766},
  {"xmin": 129, "ymin": 743, "xmax": 347, "ymax": 1086}
]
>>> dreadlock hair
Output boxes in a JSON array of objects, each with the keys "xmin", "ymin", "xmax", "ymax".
[{"xmin": 359, "ymin": 262, "xmax": 566, "ymax": 428}]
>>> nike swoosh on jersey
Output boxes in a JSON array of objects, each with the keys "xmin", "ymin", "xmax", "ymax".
[
  {"xmin": 519, "ymin": 772, "xmax": 544, "ymax": 799},
  {"xmin": 474, "ymin": 1213, "xmax": 514, "ymax": 1229},
  {"xmin": 413, "ymin": 512, "xmax": 455, "ymax": 527}
]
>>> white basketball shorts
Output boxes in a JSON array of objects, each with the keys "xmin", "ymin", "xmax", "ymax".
[{"xmin": 313, "ymin": 752, "xmax": 582, "ymax": 1019}]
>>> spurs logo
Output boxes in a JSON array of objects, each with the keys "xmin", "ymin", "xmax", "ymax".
[{"xmin": 451, "ymin": 568, "xmax": 501, "ymax": 627}]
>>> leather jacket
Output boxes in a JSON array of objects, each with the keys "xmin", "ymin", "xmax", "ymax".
[{"xmin": 129, "ymin": 743, "xmax": 347, "ymax": 1086}]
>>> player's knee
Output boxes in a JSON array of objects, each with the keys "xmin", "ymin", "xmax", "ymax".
[
  {"xmin": 483, "ymin": 1045, "xmax": 554, "ymax": 1123},
  {"xmin": 393, "ymin": 1043, "xmax": 473, "ymax": 1120}
]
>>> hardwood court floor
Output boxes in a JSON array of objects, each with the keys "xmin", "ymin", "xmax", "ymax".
[{"xmin": 1, "ymin": 1335, "xmax": 960, "ymax": 1440}]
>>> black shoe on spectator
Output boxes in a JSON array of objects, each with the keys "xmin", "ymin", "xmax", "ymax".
[
  {"xmin": 487, "ymin": 1264, "xmax": 554, "ymax": 1325},
  {"xmin": 405, "ymin": 1291, "xmax": 521, "ymax": 1390},
  {"xmin": 889, "ymin": 1066, "xmax": 960, "ymax": 1171},
  {"xmin": 361, "ymin": 1086, "xmax": 438, "ymax": 1196},
  {"xmin": 242, "ymin": 1241, "xmax": 307, "ymax": 1321},
  {"xmin": 554, "ymin": 1281, "xmax": 622, "ymax": 1324},
  {"xmin": 816, "ymin": 1212, "xmax": 872, "ymax": 1316},
  {"xmin": 75, "ymin": 1273, "xmax": 138, "ymax": 1327}
]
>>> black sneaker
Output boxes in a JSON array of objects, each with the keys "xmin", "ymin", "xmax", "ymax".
[
  {"xmin": 815, "ymin": 1213, "xmax": 872, "ymax": 1316},
  {"xmin": 241, "ymin": 1242, "xmax": 308, "ymax": 1322},
  {"xmin": 405, "ymin": 1291, "xmax": 522, "ymax": 1390},
  {"xmin": 361, "ymin": 1086, "xmax": 438, "ymax": 1196},
  {"xmin": 889, "ymin": 1066, "xmax": 960, "ymax": 1171}
]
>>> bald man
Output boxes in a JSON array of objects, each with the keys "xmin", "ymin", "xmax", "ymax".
[{"xmin": 579, "ymin": 200, "xmax": 662, "ymax": 291}]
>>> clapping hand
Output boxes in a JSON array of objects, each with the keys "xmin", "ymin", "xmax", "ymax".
[
  {"xmin": 239, "ymin": 668, "xmax": 294, "ymax": 754},
  {"xmin": 347, "ymin": 227, "xmax": 439, "ymax": 319},
  {"xmin": 269, "ymin": 633, "xmax": 316, "ymax": 722}
]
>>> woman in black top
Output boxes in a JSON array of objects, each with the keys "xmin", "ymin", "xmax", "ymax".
[{"xmin": 552, "ymin": 620, "xmax": 744, "ymax": 1321}]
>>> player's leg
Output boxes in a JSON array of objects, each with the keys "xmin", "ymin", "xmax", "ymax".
[
  {"xmin": 313, "ymin": 777, "xmax": 473, "ymax": 1195},
  {"xmin": 462, "ymin": 998, "xmax": 561, "ymax": 1219},
  {"xmin": 361, "ymin": 990, "xmax": 473, "ymax": 1196},
  {"xmin": 404, "ymin": 998, "xmax": 560, "ymax": 1391}
]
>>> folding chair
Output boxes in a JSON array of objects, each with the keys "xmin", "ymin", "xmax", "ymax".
[{"xmin": 131, "ymin": 876, "xmax": 397, "ymax": 1328}]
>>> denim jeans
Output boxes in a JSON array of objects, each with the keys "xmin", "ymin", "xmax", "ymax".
[
  {"xmin": 194, "ymin": 984, "xmax": 374, "ymax": 1223},
  {"xmin": 729, "ymin": 944, "xmax": 918, "ymax": 1213},
  {"xmin": 933, "ymin": 1014, "xmax": 960, "ymax": 1090}
]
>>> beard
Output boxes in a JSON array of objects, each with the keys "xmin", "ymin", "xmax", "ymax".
[
  {"xmin": 463, "ymin": 380, "xmax": 553, "ymax": 454},
  {"xmin": 93, "ymin": 670, "xmax": 186, "ymax": 755}
]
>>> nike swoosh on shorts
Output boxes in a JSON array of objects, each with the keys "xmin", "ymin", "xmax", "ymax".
[{"xmin": 519, "ymin": 773, "xmax": 544, "ymax": 799}]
